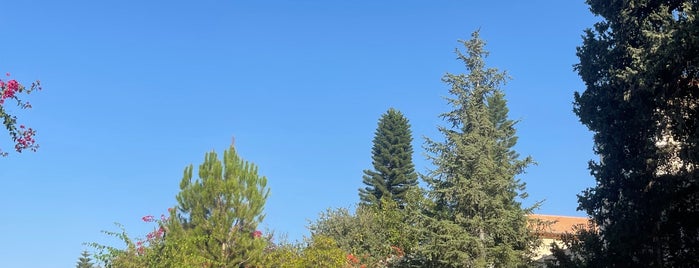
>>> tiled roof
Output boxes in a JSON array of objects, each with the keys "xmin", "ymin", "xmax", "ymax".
[{"xmin": 528, "ymin": 214, "xmax": 590, "ymax": 239}]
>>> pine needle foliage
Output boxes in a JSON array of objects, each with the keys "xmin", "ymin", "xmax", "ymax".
[
  {"xmin": 419, "ymin": 31, "xmax": 539, "ymax": 267},
  {"xmin": 165, "ymin": 143, "xmax": 270, "ymax": 267},
  {"xmin": 360, "ymin": 108, "xmax": 418, "ymax": 207},
  {"xmin": 76, "ymin": 250, "xmax": 95, "ymax": 268}
]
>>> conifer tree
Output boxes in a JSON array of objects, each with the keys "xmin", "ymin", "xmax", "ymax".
[
  {"xmin": 562, "ymin": 1, "xmax": 699, "ymax": 266},
  {"xmin": 359, "ymin": 108, "xmax": 418, "ymax": 206},
  {"xmin": 164, "ymin": 143, "xmax": 270, "ymax": 267},
  {"xmin": 418, "ymin": 31, "xmax": 538, "ymax": 267},
  {"xmin": 76, "ymin": 250, "xmax": 95, "ymax": 268}
]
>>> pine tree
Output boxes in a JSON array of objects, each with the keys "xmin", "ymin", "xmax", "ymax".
[
  {"xmin": 76, "ymin": 250, "xmax": 95, "ymax": 268},
  {"xmin": 418, "ymin": 31, "xmax": 537, "ymax": 267},
  {"xmin": 164, "ymin": 142, "xmax": 270, "ymax": 267},
  {"xmin": 568, "ymin": 1, "xmax": 699, "ymax": 266},
  {"xmin": 359, "ymin": 108, "xmax": 418, "ymax": 206}
]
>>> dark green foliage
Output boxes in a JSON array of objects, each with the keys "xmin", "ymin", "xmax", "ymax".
[
  {"xmin": 546, "ymin": 224, "xmax": 605, "ymax": 268},
  {"xmin": 418, "ymin": 31, "xmax": 538, "ymax": 267},
  {"xmin": 360, "ymin": 108, "xmax": 418, "ymax": 207},
  {"xmin": 76, "ymin": 250, "xmax": 95, "ymax": 268},
  {"xmin": 569, "ymin": 0, "xmax": 699, "ymax": 266}
]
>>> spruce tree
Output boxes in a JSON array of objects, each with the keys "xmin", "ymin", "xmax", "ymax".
[
  {"xmin": 419, "ymin": 31, "xmax": 537, "ymax": 267},
  {"xmin": 359, "ymin": 108, "xmax": 418, "ymax": 206},
  {"xmin": 567, "ymin": 1, "xmax": 699, "ymax": 266},
  {"xmin": 76, "ymin": 250, "xmax": 95, "ymax": 268},
  {"xmin": 164, "ymin": 142, "xmax": 270, "ymax": 267}
]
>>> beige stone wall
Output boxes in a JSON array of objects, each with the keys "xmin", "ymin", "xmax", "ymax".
[{"xmin": 533, "ymin": 238, "xmax": 561, "ymax": 260}]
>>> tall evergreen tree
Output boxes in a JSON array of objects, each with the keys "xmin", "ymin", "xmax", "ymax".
[
  {"xmin": 418, "ymin": 31, "xmax": 538, "ymax": 267},
  {"xmin": 567, "ymin": 1, "xmax": 699, "ymax": 266},
  {"xmin": 76, "ymin": 250, "xmax": 95, "ymax": 268},
  {"xmin": 359, "ymin": 108, "xmax": 418, "ymax": 206},
  {"xmin": 164, "ymin": 142, "xmax": 271, "ymax": 267}
]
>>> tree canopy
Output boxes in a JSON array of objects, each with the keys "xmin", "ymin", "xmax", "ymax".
[
  {"xmin": 555, "ymin": 0, "xmax": 699, "ymax": 267},
  {"xmin": 417, "ymin": 31, "xmax": 538, "ymax": 267},
  {"xmin": 75, "ymin": 250, "xmax": 95, "ymax": 268},
  {"xmin": 90, "ymin": 143, "xmax": 271, "ymax": 267},
  {"xmin": 166, "ymin": 143, "xmax": 271, "ymax": 267},
  {"xmin": 359, "ymin": 108, "xmax": 418, "ymax": 207}
]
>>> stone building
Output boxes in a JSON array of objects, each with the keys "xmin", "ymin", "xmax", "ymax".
[{"xmin": 528, "ymin": 214, "xmax": 589, "ymax": 262}]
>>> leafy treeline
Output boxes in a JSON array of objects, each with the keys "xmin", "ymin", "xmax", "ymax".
[
  {"xmin": 85, "ymin": 31, "xmax": 538, "ymax": 268},
  {"xmin": 316, "ymin": 32, "xmax": 539, "ymax": 268},
  {"xmin": 82, "ymin": 1, "xmax": 699, "ymax": 266}
]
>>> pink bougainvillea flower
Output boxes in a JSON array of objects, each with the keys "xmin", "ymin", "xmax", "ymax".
[{"xmin": 7, "ymin": 80, "xmax": 19, "ymax": 91}]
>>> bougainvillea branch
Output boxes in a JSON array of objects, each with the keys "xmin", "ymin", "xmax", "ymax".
[{"xmin": 0, "ymin": 72, "xmax": 41, "ymax": 156}]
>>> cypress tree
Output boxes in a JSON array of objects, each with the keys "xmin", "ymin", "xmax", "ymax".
[
  {"xmin": 419, "ymin": 31, "xmax": 537, "ymax": 267},
  {"xmin": 359, "ymin": 108, "xmax": 418, "ymax": 207},
  {"xmin": 565, "ymin": 1, "xmax": 699, "ymax": 266}
]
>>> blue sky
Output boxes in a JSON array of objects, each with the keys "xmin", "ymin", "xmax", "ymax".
[{"xmin": 1, "ymin": 1, "xmax": 598, "ymax": 267}]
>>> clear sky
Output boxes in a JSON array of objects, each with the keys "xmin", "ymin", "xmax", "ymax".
[{"xmin": 1, "ymin": 1, "xmax": 599, "ymax": 267}]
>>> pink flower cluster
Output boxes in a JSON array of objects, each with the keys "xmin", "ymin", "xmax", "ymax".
[
  {"xmin": 146, "ymin": 226, "xmax": 165, "ymax": 240},
  {"xmin": 136, "ymin": 213, "xmax": 170, "ymax": 255},
  {"xmin": 14, "ymin": 125, "xmax": 36, "ymax": 152},
  {"xmin": 0, "ymin": 79, "xmax": 20, "ymax": 105},
  {"xmin": 134, "ymin": 209, "xmax": 264, "ymax": 256},
  {"xmin": 142, "ymin": 215, "xmax": 155, "ymax": 222},
  {"xmin": 0, "ymin": 72, "xmax": 41, "ymax": 156}
]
